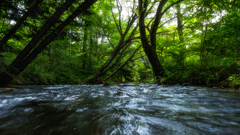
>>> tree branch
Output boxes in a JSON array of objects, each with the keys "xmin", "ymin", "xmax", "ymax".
[
  {"xmin": 104, "ymin": 46, "xmax": 141, "ymax": 81},
  {"xmin": 161, "ymin": 0, "xmax": 184, "ymax": 16}
]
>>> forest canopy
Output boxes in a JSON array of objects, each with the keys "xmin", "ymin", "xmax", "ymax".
[{"xmin": 0, "ymin": 0, "xmax": 239, "ymax": 88}]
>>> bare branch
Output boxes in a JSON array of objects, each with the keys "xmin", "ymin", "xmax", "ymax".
[
  {"xmin": 116, "ymin": 0, "xmax": 123, "ymax": 35},
  {"xmin": 158, "ymin": 16, "xmax": 176, "ymax": 28},
  {"xmin": 161, "ymin": 0, "xmax": 184, "ymax": 16},
  {"xmin": 100, "ymin": 26, "xmax": 114, "ymax": 49},
  {"xmin": 111, "ymin": 9, "xmax": 122, "ymax": 36}
]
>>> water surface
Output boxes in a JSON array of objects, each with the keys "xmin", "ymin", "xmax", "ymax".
[{"xmin": 0, "ymin": 84, "xmax": 240, "ymax": 135}]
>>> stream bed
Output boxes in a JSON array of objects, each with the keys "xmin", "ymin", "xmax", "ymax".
[{"xmin": 0, "ymin": 84, "xmax": 240, "ymax": 135}]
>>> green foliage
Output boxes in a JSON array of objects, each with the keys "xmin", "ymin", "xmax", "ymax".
[
  {"xmin": 228, "ymin": 74, "xmax": 240, "ymax": 88},
  {"xmin": 1, "ymin": 0, "xmax": 240, "ymax": 87}
]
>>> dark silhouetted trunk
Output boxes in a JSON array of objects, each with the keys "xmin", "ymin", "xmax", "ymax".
[
  {"xmin": 0, "ymin": 0, "xmax": 44, "ymax": 49},
  {"xmin": 0, "ymin": 0, "xmax": 97, "ymax": 85},
  {"xmin": 10, "ymin": 0, "xmax": 76, "ymax": 69},
  {"xmin": 138, "ymin": 0, "xmax": 183, "ymax": 84},
  {"xmin": 138, "ymin": 0, "xmax": 166, "ymax": 84}
]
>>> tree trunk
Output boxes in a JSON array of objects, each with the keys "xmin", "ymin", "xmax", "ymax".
[
  {"xmin": 176, "ymin": 4, "xmax": 185, "ymax": 66},
  {"xmin": 0, "ymin": 0, "xmax": 44, "ymax": 49},
  {"xmin": 138, "ymin": 0, "xmax": 184, "ymax": 84},
  {"xmin": 89, "ymin": 35, "xmax": 93, "ymax": 69},
  {"xmin": 9, "ymin": 0, "xmax": 76, "ymax": 69},
  {"xmin": 141, "ymin": 45, "xmax": 164, "ymax": 84},
  {"xmin": 0, "ymin": 0, "xmax": 97, "ymax": 85},
  {"xmin": 48, "ymin": 45, "xmax": 53, "ymax": 69},
  {"xmin": 104, "ymin": 46, "xmax": 140, "ymax": 81},
  {"xmin": 86, "ymin": 1, "xmax": 139, "ymax": 84},
  {"xmin": 87, "ymin": 21, "xmax": 138, "ymax": 83},
  {"xmin": 82, "ymin": 27, "xmax": 88, "ymax": 70},
  {"xmin": 138, "ymin": 0, "xmax": 165, "ymax": 84},
  {"xmin": 177, "ymin": 4, "xmax": 184, "ymax": 43}
]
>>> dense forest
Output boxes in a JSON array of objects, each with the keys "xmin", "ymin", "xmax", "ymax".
[{"xmin": 0, "ymin": 0, "xmax": 239, "ymax": 88}]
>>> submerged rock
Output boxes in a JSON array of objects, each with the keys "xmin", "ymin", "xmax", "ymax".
[
  {"xmin": 103, "ymin": 82, "xmax": 121, "ymax": 87},
  {"xmin": 181, "ymin": 83, "xmax": 191, "ymax": 86},
  {"xmin": 120, "ymin": 83, "xmax": 139, "ymax": 86},
  {"xmin": 0, "ymin": 88, "xmax": 14, "ymax": 93}
]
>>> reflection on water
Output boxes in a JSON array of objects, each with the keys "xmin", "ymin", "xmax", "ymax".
[{"xmin": 0, "ymin": 84, "xmax": 240, "ymax": 135}]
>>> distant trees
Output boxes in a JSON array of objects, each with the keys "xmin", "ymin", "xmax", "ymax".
[{"xmin": 87, "ymin": 0, "xmax": 140, "ymax": 83}]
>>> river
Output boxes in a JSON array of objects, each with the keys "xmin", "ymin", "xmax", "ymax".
[{"xmin": 0, "ymin": 84, "xmax": 240, "ymax": 135}]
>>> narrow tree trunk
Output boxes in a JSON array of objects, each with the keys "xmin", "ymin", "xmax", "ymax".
[
  {"xmin": 104, "ymin": 46, "xmax": 140, "ymax": 81},
  {"xmin": 48, "ymin": 45, "xmax": 53, "ymax": 69},
  {"xmin": 82, "ymin": 27, "xmax": 87, "ymax": 70},
  {"xmin": 89, "ymin": 35, "xmax": 93, "ymax": 69},
  {"xmin": 100, "ymin": 43, "xmax": 132, "ymax": 76},
  {"xmin": 200, "ymin": 21, "xmax": 208, "ymax": 69},
  {"xmin": 87, "ymin": 25, "xmax": 138, "ymax": 83},
  {"xmin": 177, "ymin": 4, "xmax": 184, "ymax": 44},
  {"xmin": 87, "ymin": 1, "xmax": 138, "ymax": 83},
  {"xmin": 176, "ymin": 4, "xmax": 185, "ymax": 66},
  {"xmin": 94, "ymin": 34, "xmax": 98, "ymax": 58}
]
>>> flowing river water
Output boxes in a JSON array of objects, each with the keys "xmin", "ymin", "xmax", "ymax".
[{"xmin": 0, "ymin": 84, "xmax": 240, "ymax": 135}]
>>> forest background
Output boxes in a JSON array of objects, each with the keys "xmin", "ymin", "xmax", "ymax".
[{"xmin": 0, "ymin": 0, "xmax": 239, "ymax": 88}]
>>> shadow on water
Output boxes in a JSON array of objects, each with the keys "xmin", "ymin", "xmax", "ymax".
[{"xmin": 0, "ymin": 84, "xmax": 240, "ymax": 135}]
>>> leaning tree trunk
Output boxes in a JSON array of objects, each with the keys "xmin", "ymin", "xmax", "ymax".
[
  {"xmin": 9, "ymin": 0, "xmax": 76, "ymax": 69},
  {"xmin": 103, "ymin": 46, "xmax": 141, "ymax": 81},
  {"xmin": 0, "ymin": 0, "xmax": 97, "ymax": 85},
  {"xmin": 87, "ymin": 20, "xmax": 138, "ymax": 84},
  {"xmin": 86, "ymin": 0, "xmax": 140, "ymax": 84},
  {"xmin": 0, "ymin": 0, "xmax": 44, "ymax": 49}
]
